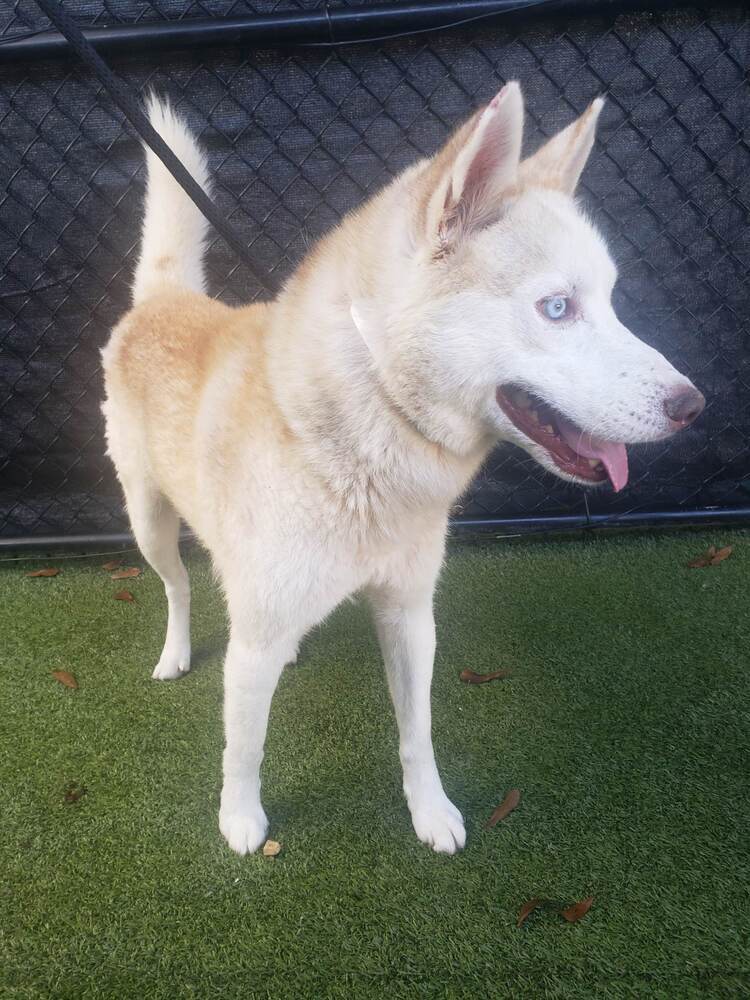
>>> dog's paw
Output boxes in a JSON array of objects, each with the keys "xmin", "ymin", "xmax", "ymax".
[
  {"xmin": 152, "ymin": 644, "xmax": 191, "ymax": 680},
  {"xmin": 409, "ymin": 793, "xmax": 466, "ymax": 854},
  {"xmin": 219, "ymin": 805, "xmax": 269, "ymax": 855}
]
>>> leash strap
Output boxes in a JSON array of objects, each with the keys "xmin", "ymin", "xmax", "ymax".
[{"xmin": 34, "ymin": 0, "xmax": 278, "ymax": 297}]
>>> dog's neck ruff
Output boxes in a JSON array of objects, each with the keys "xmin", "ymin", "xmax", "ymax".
[
  {"xmin": 349, "ymin": 299, "xmax": 442, "ymax": 451},
  {"xmin": 349, "ymin": 298, "xmax": 496, "ymax": 471}
]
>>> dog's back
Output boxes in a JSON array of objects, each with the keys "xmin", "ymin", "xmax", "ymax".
[{"xmin": 103, "ymin": 290, "xmax": 291, "ymax": 565}]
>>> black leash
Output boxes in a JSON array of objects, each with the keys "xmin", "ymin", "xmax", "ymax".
[{"xmin": 34, "ymin": 0, "xmax": 278, "ymax": 298}]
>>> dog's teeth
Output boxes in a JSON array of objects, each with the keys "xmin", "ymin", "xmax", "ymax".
[
  {"xmin": 542, "ymin": 424, "xmax": 554, "ymax": 434},
  {"xmin": 588, "ymin": 459, "xmax": 601, "ymax": 469}
]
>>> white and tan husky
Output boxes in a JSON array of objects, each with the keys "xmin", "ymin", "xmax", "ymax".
[{"xmin": 102, "ymin": 85, "xmax": 704, "ymax": 854}]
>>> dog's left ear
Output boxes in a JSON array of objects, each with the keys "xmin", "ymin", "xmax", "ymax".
[
  {"xmin": 417, "ymin": 82, "xmax": 524, "ymax": 250},
  {"xmin": 521, "ymin": 97, "xmax": 604, "ymax": 195}
]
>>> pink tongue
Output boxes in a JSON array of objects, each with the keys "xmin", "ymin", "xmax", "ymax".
[{"xmin": 557, "ymin": 418, "xmax": 629, "ymax": 492}]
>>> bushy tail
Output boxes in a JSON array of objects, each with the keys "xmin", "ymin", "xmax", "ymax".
[{"xmin": 131, "ymin": 95, "xmax": 212, "ymax": 305}]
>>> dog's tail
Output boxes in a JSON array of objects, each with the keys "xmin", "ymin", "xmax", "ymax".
[{"xmin": 131, "ymin": 95, "xmax": 212, "ymax": 305}]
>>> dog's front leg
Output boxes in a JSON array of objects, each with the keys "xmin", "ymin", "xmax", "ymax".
[
  {"xmin": 370, "ymin": 587, "xmax": 466, "ymax": 854},
  {"xmin": 219, "ymin": 631, "xmax": 295, "ymax": 855}
]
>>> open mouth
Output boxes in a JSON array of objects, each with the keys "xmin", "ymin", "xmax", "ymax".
[{"xmin": 496, "ymin": 385, "xmax": 629, "ymax": 492}]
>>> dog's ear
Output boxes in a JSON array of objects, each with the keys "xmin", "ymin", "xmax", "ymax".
[
  {"xmin": 521, "ymin": 98, "xmax": 604, "ymax": 195},
  {"xmin": 417, "ymin": 82, "xmax": 524, "ymax": 250}
]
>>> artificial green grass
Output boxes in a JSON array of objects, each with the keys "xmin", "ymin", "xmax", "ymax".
[{"xmin": 1, "ymin": 530, "xmax": 749, "ymax": 999}]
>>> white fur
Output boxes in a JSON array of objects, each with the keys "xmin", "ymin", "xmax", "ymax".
[
  {"xmin": 131, "ymin": 94, "xmax": 212, "ymax": 305},
  {"xmin": 102, "ymin": 87, "xmax": 702, "ymax": 856}
]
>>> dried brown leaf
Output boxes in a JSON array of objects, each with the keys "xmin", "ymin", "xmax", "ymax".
[
  {"xmin": 52, "ymin": 670, "xmax": 78, "ymax": 690},
  {"xmin": 459, "ymin": 668, "xmax": 512, "ymax": 684},
  {"xmin": 517, "ymin": 896, "xmax": 592, "ymax": 929},
  {"xmin": 560, "ymin": 896, "xmax": 594, "ymax": 923},
  {"xmin": 485, "ymin": 788, "xmax": 521, "ymax": 829},
  {"xmin": 26, "ymin": 567, "xmax": 60, "ymax": 578},
  {"xmin": 110, "ymin": 567, "xmax": 141, "ymax": 580},
  {"xmin": 262, "ymin": 839, "xmax": 282, "ymax": 857},
  {"xmin": 710, "ymin": 545, "xmax": 733, "ymax": 565},
  {"xmin": 102, "ymin": 559, "xmax": 122, "ymax": 571},
  {"xmin": 64, "ymin": 783, "xmax": 87, "ymax": 804},
  {"xmin": 516, "ymin": 898, "xmax": 546, "ymax": 928},
  {"xmin": 114, "ymin": 590, "xmax": 135, "ymax": 602},
  {"xmin": 688, "ymin": 544, "xmax": 733, "ymax": 569}
]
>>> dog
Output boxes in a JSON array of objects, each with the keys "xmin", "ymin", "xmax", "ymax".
[{"xmin": 102, "ymin": 84, "xmax": 704, "ymax": 855}]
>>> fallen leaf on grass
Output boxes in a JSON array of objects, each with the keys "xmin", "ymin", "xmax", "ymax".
[
  {"xmin": 102, "ymin": 559, "xmax": 122, "ymax": 571},
  {"xmin": 262, "ymin": 839, "xmax": 282, "ymax": 857},
  {"xmin": 688, "ymin": 546, "xmax": 716, "ymax": 568},
  {"xmin": 111, "ymin": 567, "xmax": 141, "ymax": 580},
  {"xmin": 25, "ymin": 567, "xmax": 60, "ymax": 578},
  {"xmin": 485, "ymin": 788, "xmax": 521, "ymax": 829},
  {"xmin": 459, "ymin": 668, "xmax": 512, "ymax": 684},
  {"xmin": 710, "ymin": 545, "xmax": 733, "ymax": 564},
  {"xmin": 516, "ymin": 898, "xmax": 546, "ymax": 928},
  {"xmin": 52, "ymin": 670, "xmax": 78, "ymax": 689},
  {"xmin": 64, "ymin": 783, "xmax": 87, "ymax": 804},
  {"xmin": 114, "ymin": 590, "xmax": 135, "ymax": 602},
  {"xmin": 688, "ymin": 545, "xmax": 733, "ymax": 568},
  {"xmin": 517, "ymin": 896, "xmax": 594, "ymax": 929},
  {"xmin": 560, "ymin": 896, "xmax": 595, "ymax": 923}
]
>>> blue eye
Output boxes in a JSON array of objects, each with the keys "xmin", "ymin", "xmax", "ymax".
[{"xmin": 541, "ymin": 295, "xmax": 569, "ymax": 321}]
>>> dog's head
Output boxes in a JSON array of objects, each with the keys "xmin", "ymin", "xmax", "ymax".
[{"xmin": 354, "ymin": 83, "xmax": 704, "ymax": 491}]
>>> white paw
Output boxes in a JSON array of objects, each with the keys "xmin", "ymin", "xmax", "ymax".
[
  {"xmin": 151, "ymin": 644, "xmax": 191, "ymax": 680},
  {"xmin": 219, "ymin": 804, "xmax": 269, "ymax": 855},
  {"xmin": 409, "ymin": 793, "xmax": 466, "ymax": 854}
]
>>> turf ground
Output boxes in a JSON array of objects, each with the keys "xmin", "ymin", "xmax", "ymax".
[{"xmin": 1, "ymin": 529, "xmax": 748, "ymax": 998}]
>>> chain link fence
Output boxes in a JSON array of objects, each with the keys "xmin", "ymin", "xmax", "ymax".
[{"xmin": 1, "ymin": 2, "xmax": 748, "ymax": 541}]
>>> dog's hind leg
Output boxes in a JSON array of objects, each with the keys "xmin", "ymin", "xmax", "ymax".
[
  {"xmin": 368, "ymin": 548, "xmax": 466, "ymax": 854},
  {"xmin": 121, "ymin": 477, "xmax": 191, "ymax": 680}
]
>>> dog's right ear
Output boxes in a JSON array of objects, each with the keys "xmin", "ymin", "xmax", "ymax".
[{"xmin": 416, "ymin": 82, "xmax": 524, "ymax": 252}]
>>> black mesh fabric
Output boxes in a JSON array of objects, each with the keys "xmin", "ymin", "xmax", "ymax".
[{"xmin": 1, "ymin": 4, "xmax": 748, "ymax": 537}]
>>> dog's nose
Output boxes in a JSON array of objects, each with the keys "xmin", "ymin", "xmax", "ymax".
[{"xmin": 663, "ymin": 386, "xmax": 705, "ymax": 427}]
